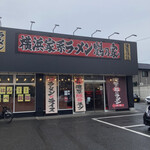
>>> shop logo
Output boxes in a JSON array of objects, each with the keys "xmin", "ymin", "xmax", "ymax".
[{"xmin": 0, "ymin": 30, "xmax": 6, "ymax": 52}]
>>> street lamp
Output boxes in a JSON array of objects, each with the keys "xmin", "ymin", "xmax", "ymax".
[
  {"xmin": 91, "ymin": 30, "xmax": 101, "ymax": 37},
  {"xmin": 125, "ymin": 34, "xmax": 137, "ymax": 41},
  {"xmin": 30, "ymin": 21, "xmax": 35, "ymax": 30},
  {"xmin": 52, "ymin": 24, "xmax": 60, "ymax": 33},
  {"xmin": 73, "ymin": 27, "xmax": 82, "ymax": 35},
  {"xmin": 0, "ymin": 17, "xmax": 2, "ymax": 27},
  {"xmin": 108, "ymin": 32, "xmax": 119, "ymax": 39}
]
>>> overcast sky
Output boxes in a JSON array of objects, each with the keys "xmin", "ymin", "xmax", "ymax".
[{"xmin": 0, "ymin": 0, "xmax": 150, "ymax": 64}]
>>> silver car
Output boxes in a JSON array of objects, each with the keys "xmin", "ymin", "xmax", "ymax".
[{"xmin": 145, "ymin": 96, "xmax": 150, "ymax": 104}]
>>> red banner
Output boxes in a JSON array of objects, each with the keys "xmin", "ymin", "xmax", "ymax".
[
  {"xmin": 18, "ymin": 34, "xmax": 120, "ymax": 59},
  {"xmin": 106, "ymin": 77, "xmax": 128, "ymax": 110}
]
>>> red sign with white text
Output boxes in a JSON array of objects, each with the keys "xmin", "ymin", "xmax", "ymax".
[{"xmin": 18, "ymin": 34, "xmax": 120, "ymax": 59}]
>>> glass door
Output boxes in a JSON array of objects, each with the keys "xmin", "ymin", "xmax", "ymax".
[
  {"xmin": 85, "ymin": 83, "xmax": 104, "ymax": 111},
  {"xmin": 85, "ymin": 83, "xmax": 94, "ymax": 111},
  {"xmin": 94, "ymin": 84, "xmax": 104, "ymax": 110}
]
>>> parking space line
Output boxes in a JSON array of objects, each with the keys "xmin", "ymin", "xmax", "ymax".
[
  {"xmin": 92, "ymin": 118, "xmax": 150, "ymax": 138},
  {"xmin": 123, "ymin": 124, "xmax": 145, "ymax": 128},
  {"xmin": 94, "ymin": 113, "xmax": 143, "ymax": 120}
]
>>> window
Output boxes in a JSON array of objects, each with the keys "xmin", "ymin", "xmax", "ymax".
[
  {"xmin": 142, "ymin": 71, "xmax": 148, "ymax": 77},
  {"xmin": 15, "ymin": 85, "xmax": 35, "ymax": 112},
  {"xmin": 0, "ymin": 85, "xmax": 14, "ymax": 112},
  {"xmin": 0, "ymin": 75, "xmax": 13, "ymax": 83},
  {"xmin": 59, "ymin": 75, "xmax": 72, "ymax": 109},
  {"xmin": 16, "ymin": 75, "xmax": 35, "ymax": 83}
]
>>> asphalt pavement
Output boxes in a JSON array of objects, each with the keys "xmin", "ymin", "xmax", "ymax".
[{"xmin": 0, "ymin": 102, "xmax": 150, "ymax": 150}]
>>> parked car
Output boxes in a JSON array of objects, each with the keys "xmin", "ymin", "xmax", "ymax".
[
  {"xmin": 133, "ymin": 94, "xmax": 140, "ymax": 102},
  {"xmin": 145, "ymin": 96, "xmax": 150, "ymax": 104},
  {"xmin": 143, "ymin": 106, "xmax": 150, "ymax": 126}
]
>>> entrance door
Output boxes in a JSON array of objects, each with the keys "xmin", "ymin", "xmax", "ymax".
[{"xmin": 85, "ymin": 83, "xmax": 104, "ymax": 111}]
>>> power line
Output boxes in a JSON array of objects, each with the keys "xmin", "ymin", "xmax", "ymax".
[{"xmin": 136, "ymin": 37, "xmax": 150, "ymax": 42}]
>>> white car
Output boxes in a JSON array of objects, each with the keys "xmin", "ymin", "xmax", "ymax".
[{"xmin": 145, "ymin": 96, "xmax": 150, "ymax": 104}]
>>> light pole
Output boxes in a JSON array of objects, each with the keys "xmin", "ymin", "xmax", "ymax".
[
  {"xmin": 30, "ymin": 21, "xmax": 35, "ymax": 30},
  {"xmin": 52, "ymin": 24, "xmax": 59, "ymax": 33},
  {"xmin": 0, "ymin": 17, "xmax": 2, "ymax": 27},
  {"xmin": 91, "ymin": 30, "xmax": 101, "ymax": 37},
  {"xmin": 125, "ymin": 34, "xmax": 137, "ymax": 41},
  {"xmin": 73, "ymin": 27, "xmax": 81, "ymax": 35},
  {"xmin": 108, "ymin": 32, "xmax": 119, "ymax": 39}
]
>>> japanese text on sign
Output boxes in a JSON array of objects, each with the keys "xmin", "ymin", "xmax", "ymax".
[
  {"xmin": 0, "ymin": 30, "xmax": 6, "ymax": 52},
  {"xmin": 7, "ymin": 87, "xmax": 12, "ymax": 94},
  {"xmin": 18, "ymin": 34, "xmax": 120, "ymax": 59},
  {"xmin": 25, "ymin": 94, "xmax": 30, "ymax": 102},
  {"xmin": 45, "ymin": 76, "xmax": 58, "ymax": 114},
  {"xmin": 3, "ymin": 95, "xmax": 9, "ymax": 103},
  {"xmin": 18, "ymin": 94, "xmax": 23, "ymax": 102},
  {"xmin": 74, "ymin": 76, "xmax": 86, "ymax": 112},
  {"xmin": 0, "ymin": 87, "xmax": 6, "ymax": 94},
  {"xmin": 16, "ymin": 87, "xmax": 22, "ymax": 94},
  {"xmin": 24, "ymin": 87, "xmax": 29, "ymax": 94}
]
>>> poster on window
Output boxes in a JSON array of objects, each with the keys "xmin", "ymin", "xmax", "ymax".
[
  {"xmin": 45, "ymin": 76, "xmax": 58, "ymax": 114},
  {"xmin": 0, "ymin": 87, "xmax": 6, "ymax": 94},
  {"xmin": 7, "ymin": 87, "xmax": 12, "ymax": 94},
  {"xmin": 106, "ymin": 77, "xmax": 128, "ymax": 110},
  {"xmin": 16, "ymin": 87, "xmax": 22, "ymax": 94},
  {"xmin": 25, "ymin": 94, "xmax": 30, "ymax": 102},
  {"xmin": 24, "ymin": 87, "xmax": 29, "ymax": 94},
  {"xmin": 74, "ymin": 76, "xmax": 86, "ymax": 112},
  {"xmin": 3, "ymin": 95, "xmax": 9, "ymax": 103},
  {"xmin": 18, "ymin": 94, "xmax": 23, "ymax": 102}
]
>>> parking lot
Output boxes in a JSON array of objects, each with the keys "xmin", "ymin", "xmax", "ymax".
[{"xmin": 0, "ymin": 102, "xmax": 150, "ymax": 150}]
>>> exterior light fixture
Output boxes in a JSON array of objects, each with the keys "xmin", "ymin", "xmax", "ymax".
[
  {"xmin": 73, "ymin": 27, "xmax": 82, "ymax": 35},
  {"xmin": 52, "ymin": 24, "xmax": 59, "ymax": 33},
  {"xmin": 0, "ymin": 17, "xmax": 2, "ymax": 27},
  {"xmin": 91, "ymin": 30, "xmax": 101, "ymax": 37},
  {"xmin": 108, "ymin": 32, "xmax": 119, "ymax": 39},
  {"xmin": 24, "ymin": 78, "xmax": 27, "ymax": 81},
  {"xmin": 7, "ymin": 78, "xmax": 10, "ymax": 81},
  {"xmin": 39, "ymin": 78, "xmax": 42, "ymax": 81},
  {"xmin": 125, "ymin": 34, "xmax": 137, "ymax": 41},
  {"xmin": 30, "ymin": 21, "xmax": 35, "ymax": 30},
  {"xmin": 16, "ymin": 78, "xmax": 19, "ymax": 81}
]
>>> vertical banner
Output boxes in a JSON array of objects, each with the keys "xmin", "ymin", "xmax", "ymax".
[
  {"xmin": 45, "ymin": 76, "xmax": 58, "ymax": 114},
  {"xmin": 74, "ymin": 76, "xmax": 86, "ymax": 112},
  {"xmin": 0, "ymin": 30, "xmax": 6, "ymax": 52},
  {"xmin": 106, "ymin": 77, "xmax": 128, "ymax": 110},
  {"xmin": 124, "ymin": 43, "xmax": 131, "ymax": 60}
]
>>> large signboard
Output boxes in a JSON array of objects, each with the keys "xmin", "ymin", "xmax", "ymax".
[
  {"xmin": 18, "ymin": 34, "xmax": 120, "ymax": 59},
  {"xmin": 45, "ymin": 76, "xmax": 58, "ymax": 114},
  {"xmin": 74, "ymin": 76, "xmax": 86, "ymax": 112},
  {"xmin": 0, "ymin": 30, "xmax": 6, "ymax": 52},
  {"xmin": 106, "ymin": 77, "xmax": 128, "ymax": 110}
]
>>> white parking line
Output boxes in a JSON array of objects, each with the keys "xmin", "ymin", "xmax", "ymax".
[
  {"xmin": 92, "ymin": 114, "xmax": 150, "ymax": 139},
  {"xmin": 123, "ymin": 124, "xmax": 145, "ymax": 128},
  {"xmin": 93, "ymin": 113, "xmax": 143, "ymax": 120},
  {"xmin": 92, "ymin": 118, "xmax": 150, "ymax": 138}
]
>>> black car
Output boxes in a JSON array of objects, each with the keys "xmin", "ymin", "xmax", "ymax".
[
  {"xmin": 143, "ymin": 106, "xmax": 150, "ymax": 126},
  {"xmin": 133, "ymin": 94, "xmax": 140, "ymax": 102}
]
